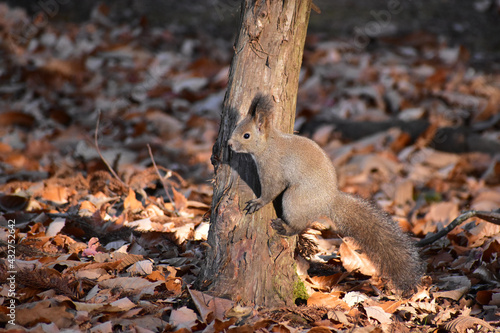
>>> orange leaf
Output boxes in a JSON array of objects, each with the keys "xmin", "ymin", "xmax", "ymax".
[
  {"xmin": 378, "ymin": 300, "xmax": 403, "ymax": 313},
  {"xmin": 308, "ymin": 273, "xmax": 344, "ymax": 291},
  {"xmin": 124, "ymin": 188, "xmax": 143, "ymax": 211},
  {"xmin": 172, "ymin": 188, "xmax": 187, "ymax": 211},
  {"xmin": 339, "ymin": 237, "xmax": 378, "ymax": 277},
  {"xmin": 41, "ymin": 184, "xmax": 70, "ymax": 205},
  {"xmin": 146, "ymin": 270, "xmax": 166, "ymax": 282},
  {"xmin": 79, "ymin": 200, "xmax": 97, "ymax": 215},
  {"xmin": 307, "ymin": 292, "xmax": 349, "ymax": 309},
  {"xmin": 165, "ymin": 276, "xmax": 183, "ymax": 296}
]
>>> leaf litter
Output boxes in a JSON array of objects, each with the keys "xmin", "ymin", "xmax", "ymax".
[{"xmin": 0, "ymin": 3, "xmax": 499, "ymax": 332}]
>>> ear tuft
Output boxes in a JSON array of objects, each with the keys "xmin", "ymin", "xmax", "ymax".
[{"xmin": 249, "ymin": 93, "xmax": 273, "ymax": 119}]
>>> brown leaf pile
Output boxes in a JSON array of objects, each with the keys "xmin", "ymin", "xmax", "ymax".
[{"xmin": 0, "ymin": 3, "xmax": 499, "ymax": 333}]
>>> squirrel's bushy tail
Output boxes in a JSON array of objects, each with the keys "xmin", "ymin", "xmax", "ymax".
[{"xmin": 331, "ymin": 192, "xmax": 424, "ymax": 293}]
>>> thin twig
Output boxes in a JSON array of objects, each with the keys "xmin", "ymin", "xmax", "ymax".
[
  {"xmin": 147, "ymin": 144, "xmax": 178, "ymax": 214},
  {"xmin": 311, "ymin": 2, "xmax": 321, "ymax": 14},
  {"xmin": 417, "ymin": 209, "xmax": 500, "ymax": 247},
  {"xmin": 94, "ymin": 111, "xmax": 128, "ymax": 190}
]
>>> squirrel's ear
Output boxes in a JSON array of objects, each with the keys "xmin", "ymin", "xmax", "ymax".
[
  {"xmin": 256, "ymin": 111, "xmax": 271, "ymax": 133},
  {"xmin": 249, "ymin": 93, "xmax": 273, "ymax": 133}
]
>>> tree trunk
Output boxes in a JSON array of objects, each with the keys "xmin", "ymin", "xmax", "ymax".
[{"xmin": 197, "ymin": 0, "xmax": 312, "ymax": 307}]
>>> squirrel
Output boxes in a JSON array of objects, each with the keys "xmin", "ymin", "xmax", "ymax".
[{"xmin": 227, "ymin": 93, "xmax": 424, "ymax": 294}]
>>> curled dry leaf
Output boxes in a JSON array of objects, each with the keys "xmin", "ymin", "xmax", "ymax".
[
  {"xmin": 46, "ymin": 217, "xmax": 66, "ymax": 237},
  {"xmin": 39, "ymin": 183, "xmax": 72, "ymax": 205},
  {"xmin": 0, "ymin": 194, "xmax": 29, "ymax": 211},
  {"xmin": 364, "ymin": 306, "xmax": 393, "ymax": 325},
  {"xmin": 433, "ymin": 286, "xmax": 470, "ymax": 301},
  {"xmin": 212, "ymin": 318, "xmax": 239, "ymax": 332},
  {"xmin": 124, "ymin": 188, "xmax": 143, "ymax": 211},
  {"xmin": 378, "ymin": 300, "xmax": 404, "ymax": 314},
  {"xmin": 124, "ymin": 217, "xmax": 157, "ymax": 231},
  {"xmin": 408, "ymin": 300, "xmax": 438, "ymax": 314},
  {"xmin": 73, "ymin": 297, "xmax": 136, "ymax": 313},
  {"xmin": 89, "ymin": 321, "xmax": 113, "ymax": 333},
  {"xmin": 145, "ymin": 270, "xmax": 165, "ymax": 282},
  {"xmin": 165, "ymin": 276, "xmax": 183, "ymax": 296},
  {"xmin": 126, "ymin": 260, "xmax": 154, "ymax": 275},
  {"xmin": 98, "ymin": 277, "xmax": 162, "ymax": 297},
  {"xmin": 169, "ymin": 306, "xmax": 198, "ymax": 330},
  {"xmin": 307, "ymin": 273, "xmax": 345, "ymax": 291},
  {"xmin": 327, "ymin": 310, "xmax": 350, "ymax": 326},
  {"xmin": 443, "ymin": 316, "xmax": 495, "ymax": 333},
  {"xmin": 343, "ymin": 291, "xmax": 370, "ymax": 307},
  {"xmin": 471, "ymin": 190, "xmax": 500, "ymax": 211},
  {"xmin": 79, "ymin": 200, "xmax": 97, "ymax": 216},
  {"xmin": 172, "ymin": 187, "xmax": 188, "ymax": 212},
  {"xmin": 425, "ymin": 202, "xmax": 460, "ymax": 226},
  {"xmin": 438, "ymin": 275, "xmax": 472, "ymax": 291},
  {"xmin": 338, "ymin": 237, "xmax": 378, "ymax": 277},
  {"xmin": 307, "ymin": 292, "xmax": 349, "ymax": 310},
  {"xmin": 468, "ymin": 222, "xmax": 500, "ymax": 246},
  {"xmin": 189, "ymin": 288, "xmax": 235, "ymax": 323},
  {"xmin": 113, "ymin": 253, "xmax": 146, "ymax": 271},
  {"xmin": 15, "ymin": 299, "xmax": 76, "ymax": 328},
  {"xmin": 105, "ymin": 297, "xmax": 137, "ymax": 312}
]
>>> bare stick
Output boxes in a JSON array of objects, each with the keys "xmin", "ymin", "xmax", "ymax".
[
  {"xmin": 417, "ymin": 209, "xmax": 500, "ymax": 247},
  {"xmin": 147, "ymin": 144, "xmax": 178, "ymax": 214},
  {"xmin": 94, "ymin": 111, "xmax": 128, "ymax": 190}
]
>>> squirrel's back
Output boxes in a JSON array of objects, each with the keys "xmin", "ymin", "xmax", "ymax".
[{"xmin": 277, "ymin": 133, "xmax": 337, "ymax": 189}]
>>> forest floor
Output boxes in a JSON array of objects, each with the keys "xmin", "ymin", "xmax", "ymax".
[{"xmin": 0, "ymin": 3, "xmax": 500, "ymax": 333}]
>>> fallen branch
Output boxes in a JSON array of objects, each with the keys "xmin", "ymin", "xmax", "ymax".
[{"xmin": 417, "ymin": 209, "xmax": 500, "ymax": 247}]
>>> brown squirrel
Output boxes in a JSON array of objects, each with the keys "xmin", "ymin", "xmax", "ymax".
[{"xmin": 228, "ymin": 93, "xmax": 424, "ymax": 293}]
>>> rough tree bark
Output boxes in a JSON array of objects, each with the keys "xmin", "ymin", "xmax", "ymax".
[{"xmin": 196, "ymin": 0, "xmax": 312, "ymax": 307}]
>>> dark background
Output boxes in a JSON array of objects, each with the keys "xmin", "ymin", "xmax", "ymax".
[{"xmin": 4, "ymin": 0, "xmax": 500, "ymax": 66}]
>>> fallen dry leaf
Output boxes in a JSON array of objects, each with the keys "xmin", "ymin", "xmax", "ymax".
[
  {"xmin": 189, "ymin": 288, "xmax": 235, "ymax": 323},
  {"xmin": 338, "ymin": 237, "xmax": 378, "ymax": 277},
  {"xmin": 443, "ymin": 315, "xmax": 495, "ymax": 333},
  {"xmin": 124, "ymin": 188, "xmax": 143, "ymax": 211},
  {"xmin": 15, "ymin": 299, "xmax": 75, "ymax": 328},
  {"xmin": 365, "ymin": 306, "xmax": 393, "ymax": 325},
  {"xmin": 169, "ymin": 306, "xmax": 198, "ymax": 330}
]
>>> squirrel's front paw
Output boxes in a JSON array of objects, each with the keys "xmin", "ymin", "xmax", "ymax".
[{"xmin": 244, "ymin": 198, "xmax": 264, "ymax": 214}]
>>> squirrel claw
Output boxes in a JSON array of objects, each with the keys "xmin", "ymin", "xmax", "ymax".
[
  {"xmin": 271, "ymin": 218, "xmax": 288, "ymax": 235},
  {"xmin": 244, "ymin": 198, "xmax": 264, "ymax": 214}
]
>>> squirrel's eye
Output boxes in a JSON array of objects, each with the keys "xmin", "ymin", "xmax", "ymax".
[{"xmin": 243, "ymin": 133, "xmax": 250, "ymax": 139}]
